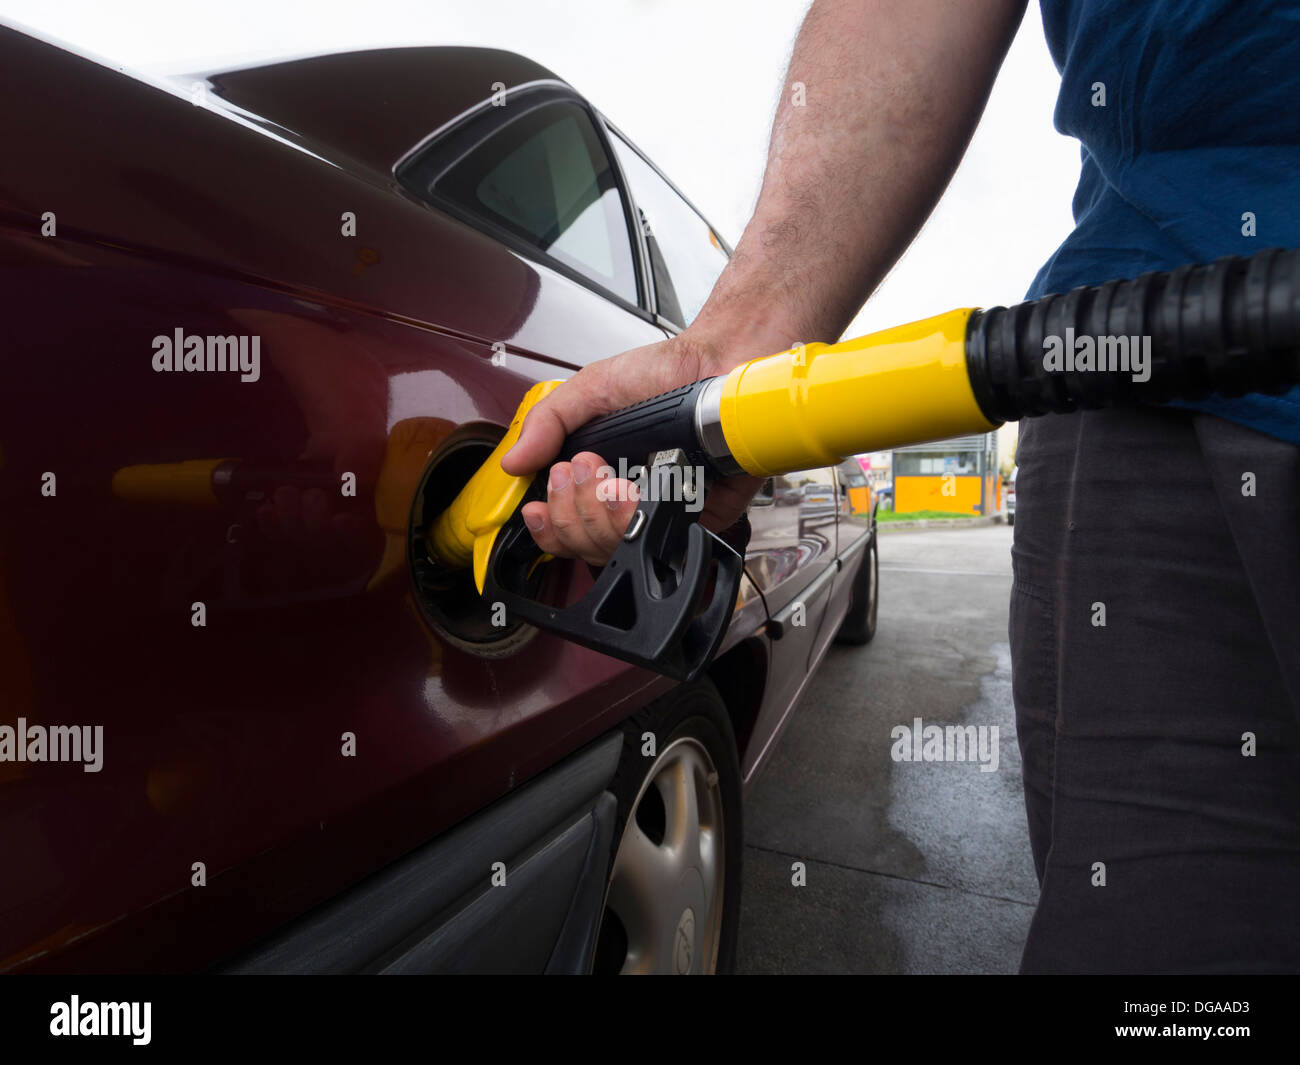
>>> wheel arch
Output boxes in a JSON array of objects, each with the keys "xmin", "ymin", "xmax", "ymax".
[{"xmin": 705, "ymin": 635, "xmax": 769, "ymax": 772}]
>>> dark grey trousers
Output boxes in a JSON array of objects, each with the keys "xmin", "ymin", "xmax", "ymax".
[{"xmin": 1010, "ymin": 406, "xmax": 1300, "ymax": 973}]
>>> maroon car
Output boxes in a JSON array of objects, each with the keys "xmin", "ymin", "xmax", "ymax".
[{"xmin": 0, "ymin": 25, "xmax": 878, "ymax": 974}]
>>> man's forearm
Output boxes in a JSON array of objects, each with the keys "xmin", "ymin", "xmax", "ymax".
[
  {"xmin": 502, "ymin": 0, "xmax": 1026, "ymax": 481},
  {"xmin": 692, "ymin": 0, "xmax": 1028, "ymax": 366}
]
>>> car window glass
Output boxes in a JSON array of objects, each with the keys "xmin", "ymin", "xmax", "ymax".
[
  {"xmin": 608, "ymin": 131, "xmax": 728, "ymax": 328},
  {"xmin": 434, "ymin": 103, "xmax": 638, "ymax": 304}
]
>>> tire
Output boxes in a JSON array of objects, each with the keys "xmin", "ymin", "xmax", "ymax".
[
  {"xmin": 592, "ymin": 679, "xmax": 743, "ymax": 974},
  {"xmin": 1006, "ymin": 512, "xmax": 1015, "ymax": 527},
  {"xmin": 835, "ymin": 529, "xmax": 878, "ymax": 645}
]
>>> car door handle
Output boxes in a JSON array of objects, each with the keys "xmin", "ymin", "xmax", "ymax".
[{"xmin": 767, "ymin": 560, "xmax": 839, "ymax": 640}]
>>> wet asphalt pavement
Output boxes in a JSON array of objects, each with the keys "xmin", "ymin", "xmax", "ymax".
[{"xmin": 736, "ymin": 522, "xmax": 1040, "ymax": 974}]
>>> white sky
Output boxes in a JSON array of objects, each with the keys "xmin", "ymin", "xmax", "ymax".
[{"xmin": 4, "ymin": 0, "xmax": 1082, "ymax": 461}]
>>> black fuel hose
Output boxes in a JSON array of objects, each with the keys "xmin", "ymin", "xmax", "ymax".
[{"xmin": 966, "ymin": 246, "xmax": 1300, "ymax": 422}]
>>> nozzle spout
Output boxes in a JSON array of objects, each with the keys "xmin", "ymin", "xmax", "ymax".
[{"xmin": 426, "ymin": 379, "xmax": 561, "ymax": 591}]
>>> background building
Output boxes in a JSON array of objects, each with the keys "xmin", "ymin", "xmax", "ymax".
[{"xmin": 890, "ymin": 432, "xmax": 1001, "ymax": 516}]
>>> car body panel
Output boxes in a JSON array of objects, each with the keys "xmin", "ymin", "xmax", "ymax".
[{"xmin": 0, "ymin": 24, "xmax": 871, "ymax": 971}]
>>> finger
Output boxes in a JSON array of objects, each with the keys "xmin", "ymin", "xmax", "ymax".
[
  {"xmin": 570, "ymin": 453, "xmax": 634, "ymax": 559},
  {"xmin": 593, "ymin": 468, "xmax": 641, "ymax": 527},
  {"xmin": 700, "ymin": 474, "xmax": 764, "ymax": 533},
  {"xmin": 543, "ymin": 461, "xmax": 602, "ymax": 561},
  {"xmin": 519, "ymin": 501, "xmax": 568, "ymax": 556},
  {"xmin": 502, "ymin": 341, "xmax": 681, "ymax": 476},
  {"xmin": 601, "ymin": 480, "xmax": 640, "ymax": 545},
  {"xmin": 500, "ymin": 398, "xmax": 576, "ymax": 478},
  {"xmin": 500, "ymin": 365, "xmax": 613, "ymax": 476}
]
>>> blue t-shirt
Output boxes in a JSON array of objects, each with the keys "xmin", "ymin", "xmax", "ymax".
[{"xmin": 1029, "ymin": 0, "xmax": 1300, "ymax": 445}]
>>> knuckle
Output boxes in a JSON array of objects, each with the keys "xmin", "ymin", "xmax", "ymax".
[{"xmin": 575, "ymin": 492, "xmax": 605, "ymax": 530}]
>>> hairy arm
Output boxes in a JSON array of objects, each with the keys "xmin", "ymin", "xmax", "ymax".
[
  {"xmin": 694, "ymin": 0, "xmax": 1029, "ymax": 352},
  {"xmin": 504, "ymin": 0, "xmax": 1027, "ymax": 560}
]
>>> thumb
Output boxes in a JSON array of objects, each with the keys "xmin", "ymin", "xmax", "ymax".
[
  {"xmin": 500, "ymin": 394, "xmax": 575, "ymax": 476},
  {"xmin": 501, "ymin": 351, "xmax": 647, "ymax": 476}
]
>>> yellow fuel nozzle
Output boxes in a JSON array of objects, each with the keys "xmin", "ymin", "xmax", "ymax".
[
  {"xmin": 427, "ymin": 246, "xmax": 1300, "ymax": 608},
  {"xmin": 427, "ymin": 311, "xmax": 997, "ymax": 591},
  {"xmin": 716, "ymin": 308, "xmax": 994, "ymax": 475},
  {"xmin": 426, "ymin": 379, "xmax": 562, "ymax": 592},
  {"xmin": 418, "ymin": 248, "xmax": 1300, "ymax": 683}
]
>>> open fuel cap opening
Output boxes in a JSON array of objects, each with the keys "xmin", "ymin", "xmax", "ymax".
[{"xmin": 408, "ymin": 431, "xmax": 557, "ymax": 656}]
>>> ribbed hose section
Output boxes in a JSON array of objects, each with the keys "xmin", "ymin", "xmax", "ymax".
[{"xmin": 965, "ymin": 246, "xmax": 1300, "ymax": 423}]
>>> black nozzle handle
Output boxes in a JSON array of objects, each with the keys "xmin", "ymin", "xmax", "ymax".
[
  {"xmin": 966, "ymin": 246, "xmax": 1300, "ymax": 422},
  {"xmin": 560, "ymin": 378, "xmax": 715, "ymax": 471}
]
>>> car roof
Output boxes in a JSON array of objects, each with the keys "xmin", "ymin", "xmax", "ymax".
[{"xmin": 189, "ymin": 46, "xmax": 564, "ymax": 175}]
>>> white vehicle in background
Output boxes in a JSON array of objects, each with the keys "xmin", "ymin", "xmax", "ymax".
[{"xmin": 1005, "ymin": 466, "xmax": 1018, "ymax": 526}]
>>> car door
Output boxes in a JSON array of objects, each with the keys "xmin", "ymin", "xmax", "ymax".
[
  {"xmin": 604, "ymin": 125, "xmax": 840, "ymax": 776},
  {"xmin": 0, "ymin": 49, "xmax": 687, "ymax": 972}
]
